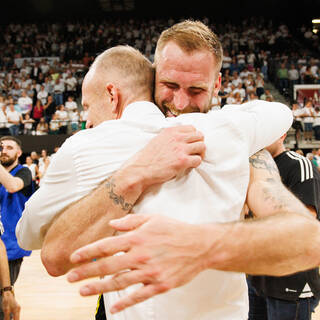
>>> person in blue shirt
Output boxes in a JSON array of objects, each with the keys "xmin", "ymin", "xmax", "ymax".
[{"xmin": 0, "ymin": 136, "xmax": 34, "ymax": 320}]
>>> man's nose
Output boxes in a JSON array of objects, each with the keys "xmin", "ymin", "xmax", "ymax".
[{"xmin": 173, "ymin": 90, "xmax": 190, "ymax": 111}]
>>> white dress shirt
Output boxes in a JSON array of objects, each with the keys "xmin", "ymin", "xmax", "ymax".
[{"xmin": 16, "ymin": 100, "xmax": 292, "ymax": 320}]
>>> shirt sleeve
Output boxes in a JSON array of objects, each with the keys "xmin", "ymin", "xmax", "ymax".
[
  {"xmin": 15, "ymin": 167, "xmax": 32, "ymax": 187},
  {"xmin": 15, "ymin": 167, "xmax": 33, "ymax": 197},
  {"xmin": 288, "ymin": 162, "xmax": 320, "ymax": 217},
  {"xmin": 16, "ymin": 138, "xmax": 78, "ymax": 250},
  {"xmin": 222, "ymin": 100, "xmax": 293, "ymax": 156},
  {"xmin": 291, "ymin": 179, "xmax": 318, "ymax": 210}
]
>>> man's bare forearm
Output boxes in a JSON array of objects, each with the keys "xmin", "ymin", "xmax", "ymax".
[
  {"xmin": 206, "ymin": 150, "xmax": 320, "ymax": 275},
  {"xmin": 204, "ymin": 211, "xmax": 320, "ymax": 276},
  {"xmin": 41, "ymin": 167, "xmax": 144, "ymax": 276}
]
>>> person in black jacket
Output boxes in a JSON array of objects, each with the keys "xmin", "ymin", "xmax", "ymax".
[{"xmin": 247, "ymin": 133, "xmax": 320, "ymax": 320}]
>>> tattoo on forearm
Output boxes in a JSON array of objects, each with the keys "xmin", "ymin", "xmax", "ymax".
[
  {"xmin": 249, "ymin": 150, "xmax": 279, "ymax": 176},
  {"xmin": 105, "ymin": 178, "xmax": 133, "ymax": 212},
  {"xmin": 262, "ymin": 180, "xmax": 286, "ymax": 211}
]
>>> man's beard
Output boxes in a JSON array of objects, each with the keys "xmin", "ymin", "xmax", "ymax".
[
  {"xmin": 161, "ymin": 103, "xmax": 201, "ymax": 118},
  {"xmin": 0, "ymin": 154, "xmax": 17, "ymax": 167}
]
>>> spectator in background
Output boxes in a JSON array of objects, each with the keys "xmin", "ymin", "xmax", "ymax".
[
  {"xmin": 306, "ymin": 152, "xmax": 319, "ymax": 168},
  {"xmin": 255, "ymin": 73, "xmax": 264, "ymax": 98},
  {"xmin": 17, "ymin": 90, "xmax": 32, "ymax": 115},
  {"xmin": 55, "ymin": 104, "xmax": 68, "ymax": 134},
  {"xmin": 234, "ymin": 91, "xmax": 243, "ymax": 104},
  {"xmin": 260, "ymin": 89, "xmax": 274, "ymax": 101},
  {"xmin": 30, "ymin": 80, "xmax": 40, "ymax": 106},
  {"xmin": 38, "ymin": 158, "xmax": 50, "ymax": 185},
  {"xmin": 0, "ymin": 105, "xmax": 8, "ymax": 136},
  {"xmin": 69, "ymin": 109, "xmax": 80, "ymax": 133},
  {"xmin": 302, "ymin": 65, "xmax": 316, "ymax": 84},
  {"xmin": 292, "ymin": 101, "xmax": 304, "ymax": 142},
  {"xmin": 310, "ymin": 59, "xmax": 319, "ymax": 81},
  {"xmin": 22, "ymin": 114, "xmax": 35, "ymax": 135},
  {"xmin": 313, "ymin": 107, "xmax": 320, "ymax": 140},
  {"xmin": 277, "ymin": 62, "xmax": 289, "ymax": 95},
  {"xmin": 6, "ymin": 103, "xmax": 22, "ymax": 136},
  {"xmin": 23, "ymin": 156, "xmax": 39, "ymax": 187},
  {"xmin": 79, "ymin": 104, "xmax": 88, "ymax": 130},
  {"xmin": 9, "ymin": 83, "xmax": 21, "ymax": 102},
  {"xmin": 226, "ymin": 91, "xmax": 236, "ymax": 104},
  {"xmin": 301, "ymin": 99, "xmax": 315, "ymax": 142},
  {"xmin": 295, "ymin": 149, "xmax": 304, "ymax": 156},
  {"xmin": 43, "ymin": 95, "xmax": 56, "ymax": 124},
  {"xmin": 38, "ymin": 149, "xmax": 50, "ymax": 182},
  {"xmin": 64, "ymin": 73, "xmax": 78, "ymax": 100},
  {"xmin": 35, "ymin": 117, "xmax": 49, "ymax": 136},
  {"xmin": 31, "ymin": 99, "xmax": 44, "ymax": 129},
  {"xmin": 0, "ymin": 136, "xmax": 34, "ymax": 318},
  {"xmin": 314, "ymin": 148, "xmax": 320, "ymax": 168},
  {"xmin": 82, "ymin": 52, "xmax": 93, "ymax": 67},
  {"xmin": 37, "ymin": 85, "xmax": 48, "ymax": 106},
  {"xmin": 288, "ymin": 63, "xmax": 300, "ymax": 99},
  {"xmin": 53, "ymin": 77, "xmax": 64, "ymax": 106},
  {"xmin": 43, "ymin": 77, "xmax": 53, "ymax": 96},
  {"xmin": 49, "ymin": 113, "xmax": 60, "ymax": 135},
  {"xmin": 218, "ymin": 83, "xmax": 229, "ymax": 108},
  {"xmin": 64, "ymin": 95, "xmax": 78, "ymax": 118},
  {"xmin": 30, "ymin": 151, "xmax": 39, "ymax": 166},
  {"xmin": 221, "ymin": 50, "xmax": 232, "ymax": 74}
]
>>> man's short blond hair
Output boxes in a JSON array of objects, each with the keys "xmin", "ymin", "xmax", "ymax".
[
  {"xmin": 155, "ymin": 20, "xmax": 223, "ymax": 72},
  {"xmin": 91, "ymin": 45, "xmax": 154, "ymax": 98}
]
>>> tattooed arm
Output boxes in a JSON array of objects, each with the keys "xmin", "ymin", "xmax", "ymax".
[
  {"xmin": 220, "ymin": 148, "xmax": 320, "ymax": 275},
  {"xmin": 247, "ymin": 149, "xmax": 313, "ymax": 219},
  {"xmin": 41, "ymin": 171, "xmax": 138, "ymax": 276},
  {"xmin": 40, "ymin": 126, "xmax": 205, "ymax": 276}
]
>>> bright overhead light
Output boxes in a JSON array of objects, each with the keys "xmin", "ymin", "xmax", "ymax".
[{"xmin": 312, "ymin": 19, "xmax": 320, "ymax": 24}]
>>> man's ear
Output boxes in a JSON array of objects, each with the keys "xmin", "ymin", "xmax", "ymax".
[
  {"xmin": 213, "ymin": 72, "xmax": 222, "ymax": 97},
  {"xmin": 106, "ymin": 83, "xmax": 120, "ymax": 117}
]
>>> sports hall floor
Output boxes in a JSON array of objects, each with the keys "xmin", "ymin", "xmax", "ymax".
[{"xmin": 14, "ymin": 250, "xmax": 320, "ymax": 319}]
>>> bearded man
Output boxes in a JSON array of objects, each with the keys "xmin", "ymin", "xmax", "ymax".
[{"xmin": 0, "ymin": 136, "xmax": 34, "ymax": 320}]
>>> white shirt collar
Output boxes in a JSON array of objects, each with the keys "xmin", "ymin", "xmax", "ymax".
[{"xmin": 121, "ymin": 101, "xmax": 164, "ymax": 121}]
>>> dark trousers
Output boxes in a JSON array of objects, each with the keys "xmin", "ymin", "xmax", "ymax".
[
  {"xmin": 0, "ymin": 258, "xmax": 23, "ymax": 320},
  {"xmin": 248, "ymin": 278, "xmax": 319, "ymax": 320},
  {"xmin": 314, "ymin": 126, "xmax": 320, "ymax": 140}
]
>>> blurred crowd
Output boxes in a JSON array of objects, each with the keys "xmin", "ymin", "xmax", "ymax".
[{"xmin": 0, "ymin": 16, "xmax": 318, "ymax": 137}]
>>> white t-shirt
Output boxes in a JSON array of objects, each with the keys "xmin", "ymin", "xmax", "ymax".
[
  {"xmin": 302, "ymin": 107, "xmax": 314, "ymax": 123},
  {"xmin": 17, "ymin": 96, "xmax": 33, "ymax": 114},
  {"xmin": 288, "ymin": 69, "xmax": 299, "ymax": 81},
  {"xmin": 55, "ymin": 110, "xmax": 68, "ymax": 126},
  {"xmin": 80, "ymin": 109, "xmax": 88, "ymax": 121},
  {"xmin": 65, "ymin": 101, "xmax": 78, "ymax": 113},
  {"xmin": 37, "ymin": 90, "xmax": 48, "ymax": 105},
  {"xmin": 293, "ymin": 108, "xmax": 303, "ymax": 121},
  {"xmin": 65, "ymin": 77, "xmax": 77, "ymax": 91},
  {"xmin": 0, "ymin": 110, "xmax": 7, "ymax": 128},
  {"xmin": 23, "ymin": 163, "xmax": 37, "ymax": 180},
  {"xmin": 17, "ymin": 100, "xmax": 292, "ymax": 320},
  {"xmin": 6, "ymin": 110, "xmax": 21, "ymax": 127}
]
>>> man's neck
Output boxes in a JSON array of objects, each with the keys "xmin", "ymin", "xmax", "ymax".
[{"xmin": 272, "ymin": 145, "xmax": 286, "ymax": 159}]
